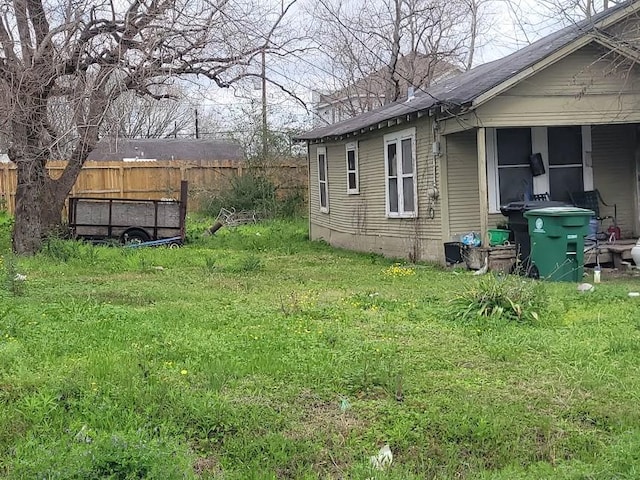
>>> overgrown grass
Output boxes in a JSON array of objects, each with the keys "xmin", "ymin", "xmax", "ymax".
[{"xmin": 1, "ymin": 217, "xmax": 640, "ymax": 478}]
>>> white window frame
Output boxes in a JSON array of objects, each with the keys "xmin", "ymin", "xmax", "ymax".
[
  {"xmin": 487, "ymin": 126, "xmax": 593, "ymax": 213},
  {"xmin": 317, "ymin": 146, "xmax": 329, "ymax": 213},
  {"xmin": 384, "ymin": 127, "xmax": 418, "ymax": 218},
  {"xmin": 346, "ymin": 141, "xmax": 359, "ymax": 194}
]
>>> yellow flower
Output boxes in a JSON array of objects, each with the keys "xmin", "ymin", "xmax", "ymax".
[{"xmin": 180, "ymin": 369, "xmax": 188, "ymax": 375}]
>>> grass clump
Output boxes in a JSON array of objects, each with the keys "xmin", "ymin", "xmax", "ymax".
[{"xmin": 449, "ymin": 274, "xmax": 545, "ymax": 324}]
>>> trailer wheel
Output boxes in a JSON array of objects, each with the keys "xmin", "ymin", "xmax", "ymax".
[{"xmin": 122, "ymin": 228, "xmax": 151, "ymax": 244}]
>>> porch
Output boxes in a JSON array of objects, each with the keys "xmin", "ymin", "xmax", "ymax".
[
  {"xmin": 443, "ymin": 123, "xmax": 640, "ymax": 268},
  {"xmin": 584, "ymin": 238, "xmax": 638, "ymax": 269}
]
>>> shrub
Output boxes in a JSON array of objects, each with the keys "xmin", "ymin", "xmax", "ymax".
[
  {"xmin": 201, "ymin": 173, "xmax": 306, "ymax": 219},
  {"xmin": 202, "ymin": 173, "xmax": 276, "ymax": 218},
  {"xmin": 449, "ymin": 274, "xmax": 545, "ymax": 324},
  {"xmin": 276, "ymin": 186, "xmax": 306, "ymax": 218}
]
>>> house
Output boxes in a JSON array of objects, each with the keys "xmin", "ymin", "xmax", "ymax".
[
  {"xmin": 87, "ymin": 138, "xmax": 243, "ymax": 163},
  {"xmin": 313, "ymin": 52, "xmax": 460, "ymax": 126},
  {"xmin": 297, "ymin": 0, "xmax": 640, "ymax": 264}
]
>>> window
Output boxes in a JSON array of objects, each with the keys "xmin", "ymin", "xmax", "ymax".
[
  {"xmin": 317, "ymin": 146, "xmax": 329, "ymax": 213},
  {"xmin": 346, "ymin": 142, "xmax": 359, "ymax": 194},
  {"xmin": 496, "ymin": 128, "xmax": 533, "ymax": 205},
  {"xmin": 487, "ymin": 126, "xmax": 593, "ymax": 213},
  {"xmin": 548, "ymin": 126, "xmax": 583, "ymax": 203},
  {"xmin": 384, "ymin": 128, "xmax": 417, "ymax": 217}
]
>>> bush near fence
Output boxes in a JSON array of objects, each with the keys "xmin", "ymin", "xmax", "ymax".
[{"xmin": 0, "ymin": 159, "xmax": 308, "ymax": 216}]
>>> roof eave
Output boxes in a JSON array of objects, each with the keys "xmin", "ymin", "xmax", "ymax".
[{"xmin": 296, "ymin": 106, "xmax": 444, "ymax": 143}]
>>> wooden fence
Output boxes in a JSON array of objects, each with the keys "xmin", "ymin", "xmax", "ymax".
[{"xmin": 0, "ymin": 159, "xmax": 308, "ymax": 215}]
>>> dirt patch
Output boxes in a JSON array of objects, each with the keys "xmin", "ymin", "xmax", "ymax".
[
  {"xmin": 193, "ymin": 456, "xmax": 223, "ymax": 478},
  {"xmin": 285, "ymin": 391, "xmax": 367, "ymax": 478}
]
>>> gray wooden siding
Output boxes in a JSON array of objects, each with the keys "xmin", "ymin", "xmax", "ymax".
[
  {"xmin": 591, "ymin": 124, "xmax": 637, "ymax": 237},
  {"xmin": 475, "ymin": 44, "xmax": 640, "ymax": 126},
  {"xmin": 445, "ymin": 130, "xmax": 482, "ymax": 239}
]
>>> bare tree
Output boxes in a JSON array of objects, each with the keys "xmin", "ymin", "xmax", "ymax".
[
  {"xmin": 501, "ymin": 0, "xmax": 624, "ymax": 46},
  {"xmin": 0, "ymin": 0, "xmax": 297, "ymax": 253},
  {"xmin": 101, "ymin": 89, "xmax": 195, "ymax": 140},
  {"xmin": 309, "ymin": 0, "xmax": 489, "ymax": 120}
]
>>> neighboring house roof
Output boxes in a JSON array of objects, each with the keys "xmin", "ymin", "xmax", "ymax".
[
  {"xmin": 315, "ymin": 52, "xmax": 460, "ymax": 108},
  {"xmin": 298, "ymin": 0, "xmax": 637, "ymax": 141},
  {"xmin": 87, "ymin": 138, "xmax": 244, "ymax": 162}
]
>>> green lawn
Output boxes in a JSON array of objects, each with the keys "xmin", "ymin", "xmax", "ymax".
[{"xmin": 1, "ymin": 215, "xmax": 640, "ymax": 479}]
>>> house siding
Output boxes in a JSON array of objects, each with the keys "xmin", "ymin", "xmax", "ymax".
[
  {"xmin": 308, "ymin": 117, "xmax": 447, "ymax": 262},
  {"xmin": 444, "ymin": 130, "xmax": 481, "ymax": 239},
  {"xmin": 475, "ymin": 44, "xmax": 640, "ymax": 126},
  {"xmin": 591, "ymin": 124, "xmax": 637, "ymax": 237}
]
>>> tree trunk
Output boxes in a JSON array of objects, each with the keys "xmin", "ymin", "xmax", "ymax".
[
  {"xmin": 12, "ymin": 160, "xmax": 47, "ymax": 254},
  {"xmin": 12, "ymin": 160, "xmax": 68, "ymax": 254}
]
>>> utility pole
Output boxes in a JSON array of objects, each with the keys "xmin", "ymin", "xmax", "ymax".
[
  {"xmin": 261, "ymin": 48, "xmax": 268, "ymax": 161},
  {"xmin": 195, "ymin": 108, "xmax": 199, "ymax": 139}
]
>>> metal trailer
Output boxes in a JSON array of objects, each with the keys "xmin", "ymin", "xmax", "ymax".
[{"xmin": 69, "ymin": 180, "xmax": 188, "ymax": 245}]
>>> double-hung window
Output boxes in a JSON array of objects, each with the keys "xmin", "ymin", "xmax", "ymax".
[
  {"xmin": 384, "ymin": 128, "xmax": 417, "ymax": 217},
  {"xmin": 346, "ymin": 142, "xmax": 359, "ymax": 194},
  {"xmin": 317, "ymin": 146, "xmax": 329, "ymax": 213}
]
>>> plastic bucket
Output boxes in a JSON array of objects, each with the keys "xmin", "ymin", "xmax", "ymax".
[{"xmin": 488, "ymin": 229, "xmax": 510, "ymax": 246}]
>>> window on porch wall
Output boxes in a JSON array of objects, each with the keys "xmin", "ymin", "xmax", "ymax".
[
  {"xmin": 548, "ymin": 126, "xmax": 582, "ymax": 203},
  {"xmin": 488, "ymin": 126, "xmax": 592, "ymax": 212},
  {"xmin": 496, "ymin": 128, "xmax": 533, "ymax": 204}
]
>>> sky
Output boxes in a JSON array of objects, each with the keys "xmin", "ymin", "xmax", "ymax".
[{"xmin": 199, "ymin": 0, "xmax": 599, "ymax": 135}]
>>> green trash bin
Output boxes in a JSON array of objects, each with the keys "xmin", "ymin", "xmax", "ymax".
[{"xmin": 523, "ymin": 207, "xmax": 594, "ymax": 281}]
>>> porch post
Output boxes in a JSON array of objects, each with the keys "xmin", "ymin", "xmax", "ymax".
[
  {"xmin": 477, "ymin": 127, "xmax": 489, "ymax": 246},
  {"xmin": 635, "ymin": 126, "xmax": 640, "ymax": 236}
]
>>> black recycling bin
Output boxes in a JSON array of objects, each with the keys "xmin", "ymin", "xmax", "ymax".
[{"xmin": 500, "ymin": 200, "xmax": 567, "ymax": 268}]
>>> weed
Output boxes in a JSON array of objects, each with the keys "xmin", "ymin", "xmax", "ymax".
[
  {"xmin": 346, "ymin": 291, "xmax": 403, "ymax": 312},
  {"xmin": 227, "ymin": 253, "xmax": 263, "ymax": 273},
  {"xmin": 382, "ymin": 263, "xmax": 416, "ymax": 278},
  {"xmin": 203, "ymin": 255, "xmax": 217, "ymax": 273},
  {"xmin": 449, "ymin": 274, "xmax": 545, "ymax": 323},
  {"xmin": 0, "ymin": 211, "xmax": 12, "ymax": 253},
  {"xmin": 2, "ymin": 253, "xmax": 25, "ymax": 296}
]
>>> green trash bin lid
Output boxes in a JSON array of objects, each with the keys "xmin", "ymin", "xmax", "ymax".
[{"xmin": 523, "ymin": 206, "xmax": 594, "ymax": 217}]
